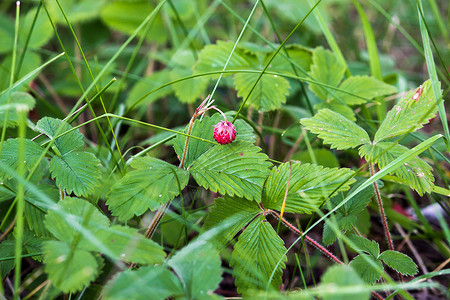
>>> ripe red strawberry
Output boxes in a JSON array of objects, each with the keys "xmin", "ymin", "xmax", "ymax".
[{"xmin": 213, "ymin": 121, "xmax": 236, "ymax": 144}]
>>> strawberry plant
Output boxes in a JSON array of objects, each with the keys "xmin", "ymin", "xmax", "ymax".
[{"xmin": 1, "ymin": 1, "xmax": 449, "ymax": 299}]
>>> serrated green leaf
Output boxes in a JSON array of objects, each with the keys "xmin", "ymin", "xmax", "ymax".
[
  {"xmin": 233, "ymin": 72, "xmax": 290, "ymax": 111},
  {"xmin": 49, "ymin": 151, "xmax": 102, "ymax": 197},
  {"xmin": 172, "ymin": 113, "xmax": 256, "ymax": 168},
  {"xmin": 0, "ymin": 138, "xmax": 47, "ymax": 181},
  {"xmin": 374, "ymin": 80, "xmax": 439, "ymax": 143},
  {"xmin": 0, "ymin": 240, "xmax": 15, "ymax": 278},
  {"xmin": 103, "ymin": 265, "xmax": 182, "ymax": 300},
  {"xmin": 308, "ymin": 47, "xmax": 346, "ymax": 100},
  {"xmin": 190, "ymin": 141, "xmax": 271, "ymax": 201},
  {"xmin": 203, "ymin": 195, "xmax": 261, "ymax": 244},
  {"xmin": 230, "ymin": 215, "xmax": 287, "ymax": 293},
  {"xmin": 25, "ymin": 203, "xmax": 52, "ymax": 238},
  {"xmin": 263, "ymin": 162, "xmax": 355, "ymax": 214},
  {"xmin": 85, "ymin": 225, "xmax": 166, "ymax": 264},
  {"xmin": 301, "ymin": 109, "xmax": 370, "ymax": 150},
  {"xmin": 320, "ymin": 265, "xmax": 370, "ymax": 300},
  {"xmin": 100, "ymin": 1, "xmax": 166, "ymax": 43},
  {"xmin": 107, "ymin": 157, "xmax": 189, "ymax": 221},
  {"xmin": 378, "ymin": 250, "xmax": 418, "ymax": 276},
  {"xmin": 126, "ymin": 70, "xmax": 172, "ymax": 108},
  {"xmin": 194, "ymin": 40, "xmax": 256, "ymax": 76},
  {"xmin": 350, "ymin": 254, "xmax": 383, "ymax": 285},
  {"xmin": 333, "ymin": 76, "xmax": 397, "ymax": 105},
  {"xmin": 359, "ymin": 142, "xmax": 434, "ymax": 195},
  {"xmin": 348, "ymin": 234, "xmax": 380, "ymax": 258},
  {"xmin": 35, "ymin": 117, "xmax": 84, "ymax": 155},
  {"xmin": 168, "ymin": 241, "xmax": 222, "ymax": 299},
  {"xmin": 24, "ymin": 184, "xmax": 59, "ymax": 237},
  {"xmin": 44, "ymin": 197, "xmax": 110, "ymax": 249},
  {"xmin": 43, "ymin": 240, "xmax": 99, "ymax": 293},
  {"xmin": 22, "ymin": 230, "xmax": 49, "ymax": 262}
]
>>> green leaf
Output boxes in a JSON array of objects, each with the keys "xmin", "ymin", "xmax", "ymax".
[
  {"xmin": 49, "ymin": 151, "xmax": 102, "ymax": 197},
  {"xmin": 263, "ymin": 162, "xmax": 355, "ymax": 214},
  {"xmin": 20, "ymin": 7, "xmax": 53, "ymax": 50},
  {"xmin": 194, "ymin": 40, "xmax": 256, "ymax": 76},
  {"xmin": 43, "ymin": 240, "xmax": 99, "ymax": 293},
  {"xmin": 266, "ymin": 44, "xmax": 312, "ymax": 75},
  {"xmin": 126, "ymin": 70, "xmax": 172, "ymax": 108},
  {"xmin": 170, "ymin": 67, "xmax": 209, "ymax": 104},
  {"xmin": 86, "ymin": 225, "xmax": 166, "ymax": 264},
  {"xmin": 46, "ymin": 0, "xmax": 106, "ymax": 24},
  {"xmin": 44, "ymin": 197, "xmax": 110, "ymax": 248},
  {"xmin": 230, "ymin": 215, "xmax": 287, "ymax": 293},
  {"xmin": 190, "ymin": 141, "xmax": 271, "ymax": 201},
  {"xmin": 378, "ymin": 250, "xmax": 418, "ymax": 276},
  {"xmin": 308, "ymin": 47, "xmax": 346, "ymax": 101},
  {"xmin": 233, "ymin": 72, "xmax": 290, "ymax": 111},
  {"xmin": 314, "ymin": 100, "xmax": 356, "ymax": 121},
  {"xmin": 349, "ymin": 254, "xmax": 383, "ymax": 285},
  {"xmin": 203, "ymin": 195, "xmax": 261, "ymax": 244},
  {"xmin": 0, "ymin": 138, "xmax": 46, "ymax": 181},
  {"xmin": 100, "ymin": 1, "xmax": 166, "ymax": 43},
  {"xmin": 291, "ymin": 148, "xmax": 340, "ymax": 168},
  {"xmin": 301, "ymin": 109, "xmax": 370, "ymax": 150},
  {"xmin": 168, "ymin": 241, "xmax": 222, "ymax": 299},
  {"xmin": 322, "ymin": 214, "xmax": 357, "ymax": 246},
  {"xmin": 0, "ymin": 240, "xmax": 15, "ymax": 278},
  {"xmin": 35, "ymin": 117, "xmax": 84, "ymax": 155},
  {"xmin": 107, "ymin": 157, "xmax": 189, "ymax": 221},
  {"xmin": 333, "ymin": 75, "xmax": 397, "ymax": 105},
  {"xmin": 359, "ymin": 142, "xmax": 434, "ymax": 195},
  {"xmin": 103, "ymin": 265, "xmax": 182, "ymax": 300},
  {"xmin": 172, "ymin": 112, "xmax": 256, "ymax": 168},
  {"xmin": 0, "ymin": 92, "xmax": 36, "ymax": 128},
  {"xmin": 319, "ymin": 265, "xmax": 370, "ymax": 300},
  {"xmin": 348, "ymin": 234, "xmax": 380, "ymax": 258},
  {"xmin": 374, "ymin": 80, "xmax": 438, "ymax": 143}
]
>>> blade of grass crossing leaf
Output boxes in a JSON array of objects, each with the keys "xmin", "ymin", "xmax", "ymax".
[
  {"xmin": 307, "ymin": 0, "xmax": 349, "ymax": 76},
  {"xmin": 233, "ymin": 0, "xmax": 322, "ymax": 122},
  {"xmin": 417, "ymin": 1, "xmax": 450, "ymax": 150},
  {"xmin": 353, "ymin": 0, "xmax": 385, "ymax": 122}
]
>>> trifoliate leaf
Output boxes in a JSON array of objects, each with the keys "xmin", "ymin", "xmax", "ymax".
[
  {"xmin": 0, "ymin": 138, "xmax": 47, "ymax": 181},
  {"xmin": 44, "ymin": 197, "xmax": 110, "ymax": 249},
  {"xmin": 43, "ymin": 240, "xmax": 99, "ymax": 293},
  {"xmin": 49, "ymin": 151, "xmax": 102, "ymax": 197},
  {"xmin": 263, "ymin": 162, "xmax": 355, "ymax": 214},
  {"xmin": 348, "ymin": 234, "xmax": 380, "ymax": 258},
  {"xmin": 359, "ymin": 142, "xmax": 434, "ymax": 195},
  {"xmin": 203, "ymin": 195, "xmax": 261, "ymax": 244},
  {"xmin": 333, "ymin": 75, "xmax": 397, "ymax": 105},
  {"xmin": 230, "ymin": 215, "xmax": 287, "ymax": 294},
  {"xmin": 194, "ymin": 40, "xmax": 256, "ymax": 76},
  {"xmin": 35, "ymin": 117, "xmax": 84, "ymax": 155},
  {"xmin": 103, "ymin": 265, "xmax": 182, "ymax": 300},
  {"xmin": 126, "ymin": 70, "xmax": 172, "ymax": 108},
  {"xmin": 190, "ymin": 141, "xmax": 271, "ymax": 201},
  {"xmin": 86, "ymin": 225, "xmax": 166, "ymax": 264},
  {"xmin": 349, "ymin": 254, "xmax": 383, "ymax": 285},
  {"xmin": 107, "ymin": 157, "xmax": 189, "ymax": 221},
  {"xmin": 301, "ymin": 109, "xmax": 370, "ymax": 150},
  {"xmin": 173, "ymin": 113, "xmax": 256, "ymax": 168},
  {"xmin": 319, "ymin": 265, "xmax": 370, "ymax": 300},
  {"xmin": 308, "ymin": 47, "xmax": 346, "ymax": 100},
  {"xmin": 233, "ymin": 72, "xmax": 290, "ymax": 111},
  {"xmin": 168, "ymin": 241, "xmax": 222, "ymax": 299},
  {"xmin": 374, "ymin": 80, "xmax": 438, "ymax": 143},
  {"xmin": 378, "ymin": 250, "xmax": 418, "ymax": 276}
]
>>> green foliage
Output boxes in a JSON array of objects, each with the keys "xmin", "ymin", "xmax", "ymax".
[
  {"xmin": 230, "ymin": 215, "xmax": 287, "ymax": 294},
  {"xmin": 107, "ymin": 157, "xmax": 189, "ymax": 221},
  {"xmin": 43, "ymin": 240, "xmax": 99, "ymax": 293},
  {"xmin": 301, "ymin": 109, "xmax": 370, "ymax": 150},
  {"xmin": 349, "ymin": 254, "xmax": 383, "ymax": 285},
  {"xmin": 374, "ymin": 80, "xmax": 438, "ymax": 143},
  {"xmin": 190, "ymin": 141, "xmax": 271, "ymax": 201},
  {"xmin": 263, "ymin": 162, "xmax": 355, "ymax": 214},
  {"xmin": 172, "ymin": 113, "xmax": 256, "ymax": 168},
  {"xmin": 233, "ymin": 73, "xmax": 290, "ymax": 111},
  {"xmin": 319, "ymin": 265, "xmax": 370, "ymax": 300},
  {"xmin": 378, "ymin": 250, "xmax": 418, "ymax": 276},
  {"xmin": 0, "ymin": 92, "xmax": 35, "ymax": 128},
  {"xmin": 168, "ymin": 241, "xmax": 222, "ymax": 299},
  {"xmin": 126, "ymin": 70, "xmax": 172, "ymax": 108},
  {"xmin": 103, "ymin": 265, "xmax": 182, "ymax": 300},
  {"xmin": 35, "ymin": 117, "xmax": 84, "ymax": 155},
  {"xmin": 348, "ymin": 234, "xmax": 380, "ymax": 258}
]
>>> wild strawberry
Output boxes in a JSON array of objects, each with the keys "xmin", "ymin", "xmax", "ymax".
[{"xmin": 213, "ymin": 120, "xmax": 236, "ymax": 145}]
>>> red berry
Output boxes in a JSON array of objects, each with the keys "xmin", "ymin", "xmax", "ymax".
[{"xmin": 213, "ymin": 121, "xmax": 236, "ymax": 144}]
